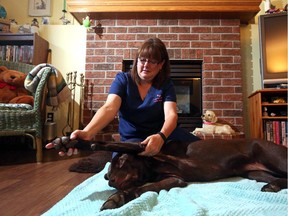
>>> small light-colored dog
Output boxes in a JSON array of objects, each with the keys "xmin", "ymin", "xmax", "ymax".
[{"xmin": 192, "ymin": 110, "xmax": 235, "ymax": 135}]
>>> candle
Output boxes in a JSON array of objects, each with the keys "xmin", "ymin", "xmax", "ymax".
[{"xmin": 63, "ymin": 0, "xmax": 66, "ymax": 11}]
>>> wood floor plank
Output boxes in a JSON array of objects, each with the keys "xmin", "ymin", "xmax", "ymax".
[{"xmin": 0, "ymin": 158, "xmax": 94, "ymax": 216}]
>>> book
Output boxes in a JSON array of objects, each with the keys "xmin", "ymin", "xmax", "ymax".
[
  {"xmin": 265, "ymin": 120, "xmax": 288, "ymax": 147},
  {"xmin": 0, "ymin": 45, "xmax": 33, "ymax": 63},
  {"xmin": 282, "ymin": 121, "xmax": 288, "ymax": 147}
]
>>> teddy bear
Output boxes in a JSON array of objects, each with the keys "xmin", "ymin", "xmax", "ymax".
[{"xmin": 0, "ymin": 66, "xmax": 34, "ymax": 106}]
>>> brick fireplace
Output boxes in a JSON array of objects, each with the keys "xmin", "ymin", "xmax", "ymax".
[{"xmin": 83, "ymin": 18, "xmax": 244, "ymax": 137}]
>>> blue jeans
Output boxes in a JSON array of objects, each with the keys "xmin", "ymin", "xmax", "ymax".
[{"xmin": 168, "ymin": 126, "xmax": 200, "ymax": 142}]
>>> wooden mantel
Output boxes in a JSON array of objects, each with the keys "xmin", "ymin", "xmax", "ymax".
[{"xmin": 67, "ymin": 0, "xmax": 262, "ymax": 24}]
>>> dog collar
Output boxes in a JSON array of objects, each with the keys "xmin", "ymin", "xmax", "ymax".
[
  {"xmin": 203, "ymin": 121, "xmax": 214, "ymax": 125},
  {"xmin": 0, "ymin": 81, "xmax": 17, "ymax": 90}
]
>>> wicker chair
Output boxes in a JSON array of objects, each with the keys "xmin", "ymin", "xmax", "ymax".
[{"xmin": 0, "ymin": 60, "xmax": 51, "ymax": 163}]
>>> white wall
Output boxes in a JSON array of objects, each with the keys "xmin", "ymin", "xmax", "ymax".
[
  {"xmin": 40, "ymin": 25, "xmax": 86, "ymax": 136},
  {"xmin": 1, "ymin": 0, "xmax": 78, "ymax": 25}
]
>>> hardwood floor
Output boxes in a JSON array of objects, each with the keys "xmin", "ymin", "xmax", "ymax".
[
  {"xmin": 0, "ymin": 139, "xmax": 95, "ymax": 216},
  {"xmin": 0, "ymin": 157, "xmax": 94, "ymax": 216}
]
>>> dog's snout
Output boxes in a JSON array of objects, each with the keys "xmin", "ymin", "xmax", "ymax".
[
  {"xmin": 109, "ymin": 177, "xmax": 115, "ymax": 183},
  {"xmin": 108, "ymin": 176, "xmax": 116, "ymax": 187}
]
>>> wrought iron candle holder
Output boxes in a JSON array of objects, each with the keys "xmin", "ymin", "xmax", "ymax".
[{"xmin": 62, "ymin": 71, "xmax": 85, "ymax": 135}]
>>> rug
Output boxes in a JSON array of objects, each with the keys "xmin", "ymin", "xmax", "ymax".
[{"xmin": 42, "ymin": 163, "xmax": 288, "ymax": 216}]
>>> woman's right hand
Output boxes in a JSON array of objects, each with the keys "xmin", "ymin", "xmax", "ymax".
[{"xmin": 70, "ymin": 129, "xmax": 94, "ymax": 141}]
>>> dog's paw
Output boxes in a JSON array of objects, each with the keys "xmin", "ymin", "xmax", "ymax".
[
  {"xmin": 261, "ymin": 183, "xmax": 281, "ymax": 192},
  {"xmin": 50, "ymin": 136, "xmax": 78, "ymax": 152},
  {"xmin": 100, "ymin": 191, "xmax": 128, "ymax": 211},
  {"xmin": 191, "ymin": 129, "xmax": 201, "ymax": 136}
]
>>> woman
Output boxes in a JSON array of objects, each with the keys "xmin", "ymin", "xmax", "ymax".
[{"xmin": 47, "ymin": 38, "xmax": 199, "ymax": 156}]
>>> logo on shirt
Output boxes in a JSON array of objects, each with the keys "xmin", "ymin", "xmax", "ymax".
[{"xmin": 153, "ymin": 94, "xmax": 163, "ymax": 103}]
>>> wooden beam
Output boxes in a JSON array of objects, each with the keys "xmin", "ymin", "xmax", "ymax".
[{"xmin": 67, "ymin": 0, "xmax": 261, "ymax": 24}]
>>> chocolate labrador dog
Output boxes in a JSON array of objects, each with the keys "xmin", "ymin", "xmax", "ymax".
[{"xmin": 52, "ymin": 137, "xmax": 287, "ymax": 211}]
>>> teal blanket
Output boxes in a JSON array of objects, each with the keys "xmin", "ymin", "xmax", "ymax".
[{"xmin": 43, "ymin": 163, "xmax": 288, "ymax": 216}]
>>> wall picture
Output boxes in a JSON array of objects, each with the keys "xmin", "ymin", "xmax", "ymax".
[{"xmin": 29, "ymin": 0, "xmax": 51, "ymax": 16}]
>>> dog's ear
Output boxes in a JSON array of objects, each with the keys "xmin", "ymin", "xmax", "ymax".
[
  {"xmin": 213, "ymin": 116, "xmax": 218, "ymax": 123},
  {"xmin": 119, "ymin": 154, "xmax": 129, "ymax": 168}
]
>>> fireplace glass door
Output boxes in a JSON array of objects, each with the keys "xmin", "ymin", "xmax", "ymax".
[{"xmin": 173, "ymin": 78, "xmax": 201, "ymax": 117}]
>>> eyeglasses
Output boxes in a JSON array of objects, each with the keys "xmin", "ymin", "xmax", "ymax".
[{"xmin": 138, "ymin": 57, "xmax": 159, "ymax": 66}]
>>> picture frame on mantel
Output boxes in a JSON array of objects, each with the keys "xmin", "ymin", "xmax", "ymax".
[{"xmin": 28, "ymin": 0, "xmax": 51, "ymax": 17}]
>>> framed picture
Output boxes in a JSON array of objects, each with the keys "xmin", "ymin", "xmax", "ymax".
[{"xmin": 29, "ymin": 0, "xmax": 51, "ymax": 17}]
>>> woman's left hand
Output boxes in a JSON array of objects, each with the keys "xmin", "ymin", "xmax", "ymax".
[{"xmin": 138, "ymin": 134, "xmax": 164, "ymax": 156}]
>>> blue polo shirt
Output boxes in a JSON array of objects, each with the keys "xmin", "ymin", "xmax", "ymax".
[{"xmin": 109, "ymin": 72, "xmax": 176, "ymax": 141}]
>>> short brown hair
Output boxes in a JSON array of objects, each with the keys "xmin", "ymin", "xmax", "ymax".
[{"xmin": 131, "ymin": 38, "xmax": 171, "ymax": 88}]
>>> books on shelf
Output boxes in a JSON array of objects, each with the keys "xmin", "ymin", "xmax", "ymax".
[
  {"xmin": 0, "ymin": 45, "xmax": 33, "ymax": 64},
  {"xmin": 264, "ymin": 120, "xmax": 288, "ymax": 147}
]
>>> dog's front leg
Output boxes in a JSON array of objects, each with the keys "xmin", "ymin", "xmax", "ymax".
[
  {"xmin": 192, "ymin": 127, "xmax": 203, "ymax": 135},
  {"xmin": 135, "ymin": 176, "xmax": 187, "ymax": 194},
  {"xmin": 91, "ymin": 141, "xmax": 145, "ymax": 154},
  {"xmin": 100, "ymin": 177, "xmax": 187, "ymax": 211}
]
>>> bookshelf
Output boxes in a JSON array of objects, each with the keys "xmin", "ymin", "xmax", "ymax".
[
  {"xmin": 0, "ymin": 33, "xmax": 49, "ymax": 65},
  {"xmin": 248, "ymin": 89, "xmax": 287, "ymax": 146}
]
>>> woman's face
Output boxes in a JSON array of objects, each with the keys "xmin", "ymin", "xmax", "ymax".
[{"xmin": 137, "ymin": 57, "xmax": 164, "ymax": 83}]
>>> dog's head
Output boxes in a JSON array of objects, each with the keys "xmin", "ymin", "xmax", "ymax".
[
  {"xmin": 202, "ymin": 110, "xmax": 218, "ymax": 123},
  {"xmin": 104, "ymin": 153, "xmax": 151, "ymax": 190}
]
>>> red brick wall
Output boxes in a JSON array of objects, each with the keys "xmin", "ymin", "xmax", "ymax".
[{"xmin": 84, "ymin": 18, "xmax": 244, "ymax": 134}]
